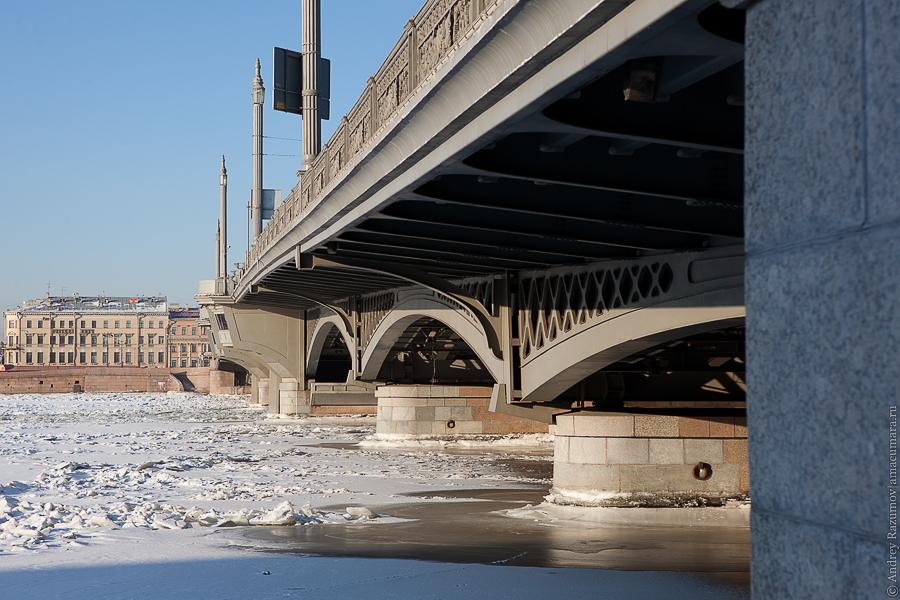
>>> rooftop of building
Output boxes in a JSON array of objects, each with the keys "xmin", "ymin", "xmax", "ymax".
[{"xmin": 7, "ymin": 296, "xmax": 169, "ymax": 315}]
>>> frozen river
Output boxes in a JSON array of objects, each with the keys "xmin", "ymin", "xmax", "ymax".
[{"xmin": 0, "ymin": 392, "xmax": 748, "ymax": 599}]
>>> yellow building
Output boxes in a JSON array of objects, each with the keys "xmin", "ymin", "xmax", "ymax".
[{"xmin": 3, "ymin": 295, "xmax": 170, "ymax": 368}]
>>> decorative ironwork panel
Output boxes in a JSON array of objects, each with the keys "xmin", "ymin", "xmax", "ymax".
[
  {"xmin": 518, "ymin": 260, "xmax": 676, "ymax": 361},
  {"xmin": 418, "ymin": 0, "xmax": 473, "ymax": 79},
  {"xmin": 452, "ymin": 276, "xmax": 494, "ymax": 316},
  {"xmin": 376, "ymin": 38, "xmax": 410, "ymax": 128},
  {"xmin": 347, "ymin": 95, "xmax": 371, "ymax": 156},
  {"xmin": 306, "ymin": 306, "xmax": 322, "ymax": 352},
  {"xmin": 358, "ymin": 291, "xmax": 396, "ymax": 349}
]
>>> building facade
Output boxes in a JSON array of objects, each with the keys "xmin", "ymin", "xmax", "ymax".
[
  {"xmin": 1, "ymin": 295, "xmax": 203, "ymax": 369},
  {"xmin": 167, "ymin": 307, "xmax": 211, "ymax": 368}
]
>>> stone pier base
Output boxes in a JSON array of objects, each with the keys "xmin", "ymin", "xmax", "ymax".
[
  {"xmin": 375, "ymin": 384, "xmax": 550, "ymax": 437},
  {"xmin": 552, "ymin": 412, "xmax": 748, "ymax": 507}
]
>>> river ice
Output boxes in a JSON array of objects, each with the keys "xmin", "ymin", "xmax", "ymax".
[{"xmin": 0, "ymin": 392, "xmax": 747, "ymax": 599}]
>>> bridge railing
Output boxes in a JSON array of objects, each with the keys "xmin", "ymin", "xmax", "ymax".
[{"xmin": 239, "ymin": 0, "xmax": 497, "ymax": 281}]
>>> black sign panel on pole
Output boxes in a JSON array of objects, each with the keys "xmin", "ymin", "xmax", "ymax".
[{"xmin": 273, "ymin": 47, "xmax": 303, "ymax": 115}]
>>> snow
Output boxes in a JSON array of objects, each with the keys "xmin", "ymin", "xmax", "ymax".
[{"xmin": 0, "ymin": 392, "xmax": 748, "ymax": 599}]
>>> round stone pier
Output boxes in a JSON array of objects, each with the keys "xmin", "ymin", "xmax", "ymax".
[{"xmin": 552, "ymin": 412, "xmax": 748, "ymax": 507}]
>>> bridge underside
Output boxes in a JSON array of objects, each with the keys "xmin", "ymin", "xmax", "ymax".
[{"xmin": 200, "ymin": 0, "xmax": 747, "ymax": 505}]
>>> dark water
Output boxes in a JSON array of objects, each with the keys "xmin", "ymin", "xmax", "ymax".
[{"xmin": 238, "ymin": 486, "xmax": 750, "ymax": 593}]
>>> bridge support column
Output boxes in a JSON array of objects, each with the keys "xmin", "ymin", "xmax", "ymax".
[
  {"xmin": 267, "ymin": 371, "xmax": 281, "ymax": 415},
  {"xmin": 255, "ymin": 376, "xmax": 269, "ymax": 408},
  {"xmin": 744, "ymin": 0, "xmax": 895, "ymax": 595},
  {"xmin": 277, "ymin": 379, "xmax": 309, "ymax": 416},
  {"xmin": 375, "ymin": 385, "xmax": 550, "ymax": 437},
  {"xmin": 551, "ymin": 413, "xmax": 748, "ymax": 507}
]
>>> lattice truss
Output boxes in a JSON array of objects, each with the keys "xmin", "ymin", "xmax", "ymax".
[
  {"xmin": 518, "ymin": 262, "xmax": 674, "ymax": 360},
  {"xmin": 359, "ymin": 291, "xmax": 396, "ymax": 348},
  {"xmin": 454, "ymin": 277, "xmax": 494, "ymax": 316}
]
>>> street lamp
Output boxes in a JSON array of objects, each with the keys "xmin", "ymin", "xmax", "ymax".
[{"xmin": 252, "ymin": 58, "xmax": 265, "ymax": 239}]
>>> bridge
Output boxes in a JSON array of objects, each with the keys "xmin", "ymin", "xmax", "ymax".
[{"xmin": 198, "ymin": 0, "xmax": 892, "ymax": 597}]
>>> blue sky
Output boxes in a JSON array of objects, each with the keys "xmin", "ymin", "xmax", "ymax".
[{"xmin": 0, "ymin": 0, "xmax": 424, "ymax": 320}]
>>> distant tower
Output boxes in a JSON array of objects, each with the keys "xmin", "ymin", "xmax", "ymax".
[
  {"xmin": 302, "ymin": 0, "xmax": 322, "ymax": 170},
  {"xmin": 251, "ymin": 59, "xmax": 265, "ymax": 238},
  {"xmin": 219, "ymin": 155, "xmax": 228, "ymax": 278}
]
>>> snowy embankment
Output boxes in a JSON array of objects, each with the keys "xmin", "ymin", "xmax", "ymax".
[{"xmin": 0, "ymin": 392, "xmax": 547, "ymax": 552}]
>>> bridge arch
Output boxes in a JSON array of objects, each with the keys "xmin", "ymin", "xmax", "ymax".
[
  {"xmin": 520, "ymin": 288, "xmax": 745, "ymax": 403},
  {"xmin": 307, "ymin": 314, "xmax": 357, "ymax": 381},
  {"xmin": 360, "ymin": 292, "xmax": 503, "ymax": 382},
  {"xmin": 214, "ymin": 347, "xmax": 270, "ymax": 381}
]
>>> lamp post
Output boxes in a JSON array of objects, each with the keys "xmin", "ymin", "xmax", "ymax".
[
  {"xmin": 252, "ymin": 59, "xmax": 265, "ymax": 239},
  {"xmin": 218, "ymin": 155, "xmax": 227, "ymax": 280},
  {"xmin": 302, "ymin": 0, "xmax": 322, "ymax": 170}
]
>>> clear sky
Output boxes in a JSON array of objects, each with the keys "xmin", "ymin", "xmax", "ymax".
[{"xmin": 0, "ymin": 0, "xmax": 425, "ymax": 322}]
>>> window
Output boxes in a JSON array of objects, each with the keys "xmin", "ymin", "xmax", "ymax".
[
  {"xmin": 181, "ymin": 359, "xmax": 187, "ymax": 368},
  {"xmin": 26, "ymin": 334, "xmax": 32, "ymax": 344},
  {"xmin": 50, "ymin": 336, "xmax": 56, "ymax": 345},
  {"xmin": 158, "ymin": 352, "xmax": 164, "ymax": 363},
  {"xmin": 203, "ymin": 359, "xmax": 209, "ymax": 367},
  {"xmin": 181, "ymin": 327, "xmax": 187, "ymax": 335},
  {"xmin": 191, "ymin": 359, "xmax": 197, "ymax": 367},
  {"xmin": 170, "ymin": 344, "xmax": 176, "ymax": 353},
  {"xmin": 114, "ymin": 352, "xmax": 120, "ymax": 363},
  {"xmin": 171, "ymin": 360, "xmax": 177, "ymax": 368},
  {"xmin": 81, "ymin": 321, "xmax": 85, "ymax": 328},
  {"xmin": 80, "ymin": 336, "xmax": 86, "ymax": 345},
  {"xmin": 215, "ymin": 314, "xmax": 228, "ymax": 330},
  {"xmin": 148, "ymin": 321, "xmax": 154, "ymax": 329},
  {"xmin": 79, "ymin": 352, "xmax": 86, "ymax": 364},
  {"xmin": 126, "ymin": 321, "xmax": 131, "ymax": 329},
  {"xmin": 148, "ymin": 336, "xmax": 154, "ymax": 346},
  {"xmin": 103, "ymin": 320, "xmax": 108, "ymax": 328},
  {"xmin": 37, "ymin": 352, "xmax": 43, "ymax": 363},
  {"xmin": 91, "ymin": 335, "xmax": 97, "ymax": 345},
  {"xmin": 37, "ymin": 335, "xmax": 44, "ymax": 344},
  {"xmin": 125, "ymin": 334, "xmax": 132, "ymax": 345},
  {"xmin": 51, "ymin": 320, "xmax": 56, "ymax": 328},
  {"xmin": 102, "ymin": 352, "xmax": 108, "ymax": 363},
  {"xmin": 67, "ymin": 352, "xmax": 74, "ymax": 364},
  {"xmin": 37, "ymin": 320, "xmax": 43, "ymax": 329},
  {"xmin": 67, "ymin": 336, "xmax": 74, "ymax": 344},
  {"xmin": 27, "ymin": 320, "xmax": 32, "ymax": 328},
  {"xmin": 190, "ymin": 344, "xmax": 196, "ymax": 353},
  {"xmin": 191, "ymin": 327, "xmax": 197, "ymax": 335},
  {"xmin": 92, "ymin": 320, "xmax": 97, "ymax": 328},
  {"xmin": 139, "ymin": 336, "xmax": 144, "ymax": 344},
  {"xmin": 159, "ymin": 320, "xmax": 164, "ymax": 328},
  {"xmin": 26, "ymin": 352, "xmax": 32, "ymax": 364},
  {"xmin": 7, "ymin": 320, "xmax": 12, "ymax": 328},
  {"xmin": 138, "ymin": 353, "xmax": 144, "ymax": 364},
  {"xmin": 148, "ymin": 352, "xmax": 155, "ymax": 364},
  {"xmin": 115, "ymin": 334, "xmax": 121, "ymax": 345},
  {"xmin": 171, "ymin": 327, "xmax": 176, "ymax": 335},
  {"xmin": 125, "ymin": 352, "xmax": 131, "ymax": 364},
  {"xmin": 158, "ymin": 336, "xmax": 164, "ymax": 344},
  {"xmin": 49, "ymin": 352, "xmax": 56, "ymax": 364},
  {"xmin": 91, "ymin": 352, "xmax": 97, "ymax": 364},
  {"xmin": 68, "ymin": 320, "xmax": 74, "ymax": 328},
  {"xmin": 180, "ymin": 344, "xmax": 186, "ymax": 353},
  {"xmin": 114, "ymin": 320, "xmax": 120, "ymax": 329}
]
